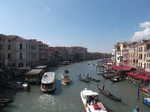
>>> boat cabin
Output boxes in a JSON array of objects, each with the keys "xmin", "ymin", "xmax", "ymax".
[
  {"xmin": 25, "ymin": 68, "xmax": 44, "ymax": 84},
  {"xmin": 41, "ymin": 72, "xmax": 55, "ymax": 93}
]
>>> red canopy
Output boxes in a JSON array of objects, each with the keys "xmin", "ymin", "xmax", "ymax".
[
  {"xmin": 112, "ymin": 65, "xmax": 135, "ymax": 71},
  {"xmin": 111, "ymin": 66, "xmax": 122, "ymax": 71},
  {"xmin": 128, "ymin": 72, "xmax": 150, "ymax": 81}
]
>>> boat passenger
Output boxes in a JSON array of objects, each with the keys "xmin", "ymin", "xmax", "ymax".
[{"xmin": 102, "ymin": 85, "xmax": 105, "ymax": 90}]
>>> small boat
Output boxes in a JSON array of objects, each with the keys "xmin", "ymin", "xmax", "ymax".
[
  {"xmin": 102, "ymin": 73, "xmax": 117, "ymax": 79},
  {"xmin": 97, "ymin": 86, "xmax": 121, "ymax": 102},
  {"xmin": 40, "ymin": 72, "xmax": 56, "ymax": 93},
  {"xmin": 132, "ymin": 106, "xmax": 140, "ymax": 112},
  {"xmin": 140, "ymin": 87, "xmax": 150, "ymax": 95},
  {"xmin": 143, "ymin": 97, "xmax": 150, "ymax": 106},
  {"xmin": 80, "ymin": 88, "xmax": 107, "ymax": 112},
  {"xmin": 110, "ymin": 76, "xmax": 124, "ymax": 82},
  {"xmin": 16, "ymin": 81, "xmax": 30, "ymax": 91},
  {"xmin": 88, "ymin": 77, "xmax": 100, "ymax": 82},
  {"xmin": 79, "ymin": 77, "xmax": 90, "ymax": 83},
  {"xmin": 0, "ymin": 98, "xmax": 13, "ymax": 104},
  {"xmin": 79, "ymin": 74, "xmax": 90, "ymax": 83},
  {"xmin": 61, "ymin": 74, "xmax": 72, "ymax": 85}
]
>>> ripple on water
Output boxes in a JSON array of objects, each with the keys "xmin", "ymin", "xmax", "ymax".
[{"xmin": 37, "ymin": 94, "xmax": 56, "ymax": 111}]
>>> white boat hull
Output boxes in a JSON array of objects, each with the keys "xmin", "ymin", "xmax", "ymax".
[{"xmin": 80, "ymin": 89, "xmax": 107, "ymax": 112}]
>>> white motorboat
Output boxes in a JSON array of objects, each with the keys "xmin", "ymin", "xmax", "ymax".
[
  {"xmin": 80, "ymin": 88, "xmax": 107, "ymax": 112},
  {"xmin": 40, "ymin": 72, "xmax": 56, "ymax": 93}
]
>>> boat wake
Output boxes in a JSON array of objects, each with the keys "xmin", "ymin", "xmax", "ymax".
[{"xmin": 38, "ymin": 94, "xmax": 56, "ymax": 105}]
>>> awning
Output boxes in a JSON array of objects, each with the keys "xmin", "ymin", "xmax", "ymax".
[
  {"xmin": 128, "ymin": 72, "xmax": 150, "ymax": 81},
  {"xmin": 111, "ymin": 66, "xmax": 121, "ymax": 71},
  {"xmin": 112, "ymin": 65, "xmax": 135, "ymax": 71}
]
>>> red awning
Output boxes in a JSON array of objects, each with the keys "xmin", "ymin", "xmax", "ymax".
[
  {"xmin": 112, "ymin": 65, "xmax": 135, "ymax": 71},
  {"xmin": 127, "ymin": 72, "xmax": 150, "ymax": 81},
  {"xmin": 111, "ymin": 66, "xmax": 122, "ymax": 71}
]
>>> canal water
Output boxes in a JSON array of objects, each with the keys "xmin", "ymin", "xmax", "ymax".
[{"xmin": 3, "ymin": 60, "xmax": 150, "ymax": 112}]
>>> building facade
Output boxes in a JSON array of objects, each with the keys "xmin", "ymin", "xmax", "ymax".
[
  {"xmin": 114, "ymin": 40, "xmax": 150, "ymax": 72},
  {"xmin": 0, "ymin": 35, "xmax": 47, "ymax": 68},
  {"xmin": 114, "ymin": 42, "xmax": 129, "ymax": 65}
]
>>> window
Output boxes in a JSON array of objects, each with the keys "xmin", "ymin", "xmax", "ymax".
[
  {"xmin": 20, "ymin": 53, "xmax": 23, "ymax": 60},
  {"xmin": 20, "ymin": 43, "xmax": 22, "ymax": 50},
  {"xmin": 139, "ymin": 54, "xmax": 142, "ymax": 59},
  {"xmin": 0, "ymin": 44, "xmax": 2, "ymax": 49},
  {"xmin": 146, "ymin": 44, "xmax": 150, "ymax": 50},
  {"xmin": 8, "ymin": 44, "xmax": 11, "ymax": 50},
  {"xmin": 8, "ymin": 39, "xmax": 11, "ymax": 43},
  {"xmin": 8, "ymin": 53, "xmax": 11, "ymax": 59}
]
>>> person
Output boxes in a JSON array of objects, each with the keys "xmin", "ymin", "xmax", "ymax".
[
  {"xmin": 102, "ymin": 85, "xmax": 105, "ymax": 90},
  {"xmin": 136, "ymin": 106, "xmax": 140, "ymax": 112},
  {"xmin": 94, "ymin": 96, "xmax": 99, "ymax": 104}
]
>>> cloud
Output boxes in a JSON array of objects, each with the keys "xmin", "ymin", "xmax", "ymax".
[{"xmin": 132, "ymin": 21, "xmax": 150, "ymax": 41}]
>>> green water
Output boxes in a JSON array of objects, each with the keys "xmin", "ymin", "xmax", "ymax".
[{"xmin": 3, "ymin": 60, "xmax": 150, "ymax": 112}]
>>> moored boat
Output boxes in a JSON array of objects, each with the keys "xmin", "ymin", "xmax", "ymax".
[
  {"xmin": 80, "ymin": 88, "xmax": 107, "ymax": 112},
  {"xmin": 110, "ymin": 75, "xmax": 124, "ymax": 82},
  {"xmin": 143, "ymin": 97, "xmax": 150, "ymax": 106},
  {"xmin": 102, "ymin": 73, "xmax": 117, "ymax": 79},
  {"xmin": 97, "ymin": 86, "xmax": 121, "ymax": 102},
  {"xmin": 40, "ymin": 72, "xmax": 56, "ymax": 93}
]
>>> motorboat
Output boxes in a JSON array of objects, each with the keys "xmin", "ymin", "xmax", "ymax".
[
  {"xmin": 79, "ymin": 74, "xmax": 90, "ymax": 83},
  {"xmin": 40, "ymin": 72, "xmax": 56, "ymax": 93},
  {"xmin": 110, "ymin": 75, "xmax": 124, "ymax": 82},
  {"xmin": 143, "ymin": 97, "xmax": 150, "ymax": 106},
  {"xmin": 16, "ymin": 81, "xmax": 30, "ymax": 91},
  {"xmin": 80, "ymin": 88, "xmax": 107, "ymax": 112},
  {"xmin": 61, "ymin": 74, "xmax": 72, "ymax": 85}
]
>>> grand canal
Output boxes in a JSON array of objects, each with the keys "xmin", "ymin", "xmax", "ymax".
[{"xmin": 3, "ymin": 60, "xmax": 150, "ymax": 112}]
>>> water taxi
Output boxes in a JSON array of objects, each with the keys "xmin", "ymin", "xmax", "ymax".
[
  {"xmin": 40, "ymin": 72, "xmax": 56, "ymax": 93},
  {"xmin": 80, "ymin": 88, "xmax": 107, "ymax": 112}
]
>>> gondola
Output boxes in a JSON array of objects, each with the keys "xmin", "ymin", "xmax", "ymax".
[
  {"xmin": 88, "ymin": 77, "xmax": 100, "ymax": 82},
  {"xmin": 97, "ymin": 86, "xmax": 122, "ymax": 102},
  {"xmin": 79, "ymin": 77, "xmax": 90, "ymax": 83}
]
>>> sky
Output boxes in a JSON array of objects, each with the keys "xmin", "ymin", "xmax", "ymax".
[{"xmin": 0, "ymin": 0, "xmax": 150, "ymax": 52}]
